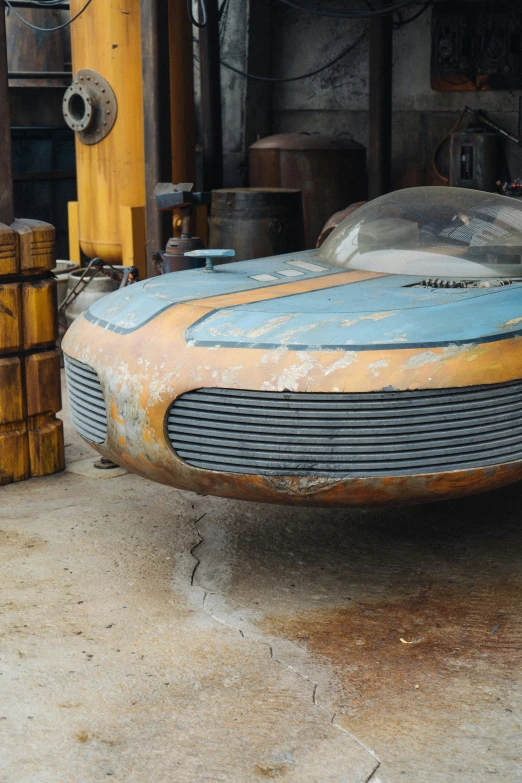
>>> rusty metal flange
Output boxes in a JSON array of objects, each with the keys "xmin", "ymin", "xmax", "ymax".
[{"xmin": 63, "ymin": 69, "xmax": 117, "ymax": 145}]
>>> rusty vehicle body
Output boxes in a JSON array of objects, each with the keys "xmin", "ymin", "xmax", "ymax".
[{"xmin": 63, "ymin": 187, "xmax": 522, "ymax": 506}]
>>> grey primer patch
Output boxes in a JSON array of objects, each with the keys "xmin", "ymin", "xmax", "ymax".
[
  {"xmin": 250, "ymin": 274, "xmax": 279, "ymax": 282},
  {"xmin": 288, "ymin": 260, "xmax": 328, "ymax": 272}
]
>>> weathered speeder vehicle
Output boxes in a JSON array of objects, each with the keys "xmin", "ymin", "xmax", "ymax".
[{"xmin": 63, "ymin": 187, "xmax": 522, "ymax": 505}]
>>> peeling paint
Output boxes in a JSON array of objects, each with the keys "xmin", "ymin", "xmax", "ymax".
[
  {"xmin": 246, "ymin": 314, "xmax": 294, "ymax": 339},
  {"xmin": 401, "ymin": 345, "xmax": 469, "ymax": 370},
  {"xmin": 368, "ymin": 359, "xmax": 389, "ymax": 377},
  {"xmin": 341, "ymin": 312, "xmax": 395, "ymax": 328},
  {"xmin": 499, "ymin": 316, "xmax": 522, "ymax": 329}
]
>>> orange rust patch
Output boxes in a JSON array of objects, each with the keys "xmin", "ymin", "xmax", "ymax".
[{"xmin": 110, "ymin": 397, "xmax": 124, "ymax": 425}]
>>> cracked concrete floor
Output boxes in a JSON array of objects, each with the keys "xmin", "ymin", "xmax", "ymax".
[{"xmin": 1, "ymin": 375, "xmax": 521, "ymax": 782}]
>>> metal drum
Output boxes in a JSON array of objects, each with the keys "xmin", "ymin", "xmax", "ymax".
[
  {"xmin": 249, "ymin": 133, "xmax": 367, "ymax": 249},
  {"xmin": 53, "ymin": 260, "xmax": 79, "ymax": 308},
  {"xmin": 209, "ymin": 188, "xmax": 305, "ymax": 262},
  {"xmin": 65, "ymin": 266, "xmax": 124, "ymax": 327}
]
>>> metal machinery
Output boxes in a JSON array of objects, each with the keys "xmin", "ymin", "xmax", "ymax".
[
  {"xmin": 152, "ymin": 185, "xmax": 209, "ymax": 273},
  {"xmin": 64, "ymin": 0, "xmax": 197, "ymax": 278},
  {"xmin": 449, "ymin": 105, "xmax": 522, "ymax": 192}
]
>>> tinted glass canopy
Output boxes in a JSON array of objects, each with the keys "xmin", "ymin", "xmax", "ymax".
[{"xmin": 318, "ymin": 187, "xmax": 522, "ymax": 278}]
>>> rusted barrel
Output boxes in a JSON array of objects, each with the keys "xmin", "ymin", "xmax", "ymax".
[
  {"xmin": 249, "ymin": 133, "xmax": 367, "ymax": 249},
  {"xmin": 209, "ymin": 188, "xmax": 305, "ymax": 262}
]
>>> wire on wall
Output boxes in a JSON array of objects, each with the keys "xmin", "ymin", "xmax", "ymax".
[
  {"xmin": 187, "ymin": 0, "xmax": 208, "ymax": 28},
  {"xmin": 4, "ymin": 0, "xmax": 92, "ymax": 31},
  {"xmin": 219, "ymin": 27, "xmax": 368, "ymax": 82},
  {"xmin": 275, "ymin": 0, "xmax": 433, "ymax": 20}
]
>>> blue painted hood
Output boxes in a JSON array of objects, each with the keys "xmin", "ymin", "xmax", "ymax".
[
  {"xmin": 187, "ymin": 276, "xmax": 522, "ymax": 350},
  {"xmin": 84, "ymin": 251, "xmax": 522, "ymax": 350}
]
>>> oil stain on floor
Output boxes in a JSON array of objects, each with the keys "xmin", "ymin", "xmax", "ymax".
[{"xmin": 194, "ymin": 485, "xmax": 522, "ymax": 782}]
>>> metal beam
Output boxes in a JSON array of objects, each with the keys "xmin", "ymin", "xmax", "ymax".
[
  {"xmin": 368, "ymin": 14, "xmax": 393, "ymax": 200},
  {"xmin": 0, "ymin": 1, "xmax": 14, "ymax": 225},
  {"xmin": 140, "ymin": 0, "xmax": 172, "ymax": 277},
  {"xmin": 198, "ymin": 0, "xmax": 223, "ymax": 191}
]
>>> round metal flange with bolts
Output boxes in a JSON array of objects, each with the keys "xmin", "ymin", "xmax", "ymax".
[{"xmin": 63, "ymin": 68, "xmax": 118, "ymax": 145}]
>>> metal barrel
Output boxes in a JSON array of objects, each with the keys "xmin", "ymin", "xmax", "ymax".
[
  {"xmin": 249, "ymin": 133, "xmax": 367, "ymax": 249},
  {"xmin": 209, "ymin": 188, "xmax": 305, "ymax": 262}
]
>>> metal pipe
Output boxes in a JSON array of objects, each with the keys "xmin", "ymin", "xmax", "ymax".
[
  {"xmin": 8, "ymin": 71, "xmax": 72, "ymax": 79},
  {"xmin": 198, "ymin": 0, "xmax": 223, "ymax": 191},
  {"xmin": 464, "ymin": 105, "xmax": 521, "ymax": 146},
  {"xmin": 0, "ymin": 0, "xmax": 14, "ymax": 225},
  {"xmin": 169, "ymin": 0, "xmax": 196, "ymax": 185},
  {"xmin": 368, "ymin": 13, "xmax": 393, "ymax": 199},
  {"xmin": 7, "ymin": 1, "xmax": 69, "ymax": 7}
]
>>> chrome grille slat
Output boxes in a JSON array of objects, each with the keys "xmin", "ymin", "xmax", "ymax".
[
  {"xmin": 66, "ymin": 375, "xmax": 106, "ymax": 401},
  {"xmin": 168, "ymin": 397, "xmax": 522, "ymax": 428},
  {"xmin": 167, "ymin": 384, "xmax": 522, "ymax": 477},
  {"xmin": 67, "ymin": 386, "xmax": 107, "ymax": 412},
  {"xmin": 184, "ymin": 384, "xmax": 522, "ymax": 408},
  {"xmin": 166, "ymin": 423, "xmax": 522, "ymax": 451},
  {"xmin": 167, "ymin": 402, "xmax": 522, "ymax": 434},
  {"xmin": 64, "ymin": 355, "xmax": 107, "ymax": 445}
]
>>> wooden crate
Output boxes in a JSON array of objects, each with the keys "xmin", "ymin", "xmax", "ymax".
[{"xmin": 0, "ymin": 219, "xmax": 64, "ymax": 484}]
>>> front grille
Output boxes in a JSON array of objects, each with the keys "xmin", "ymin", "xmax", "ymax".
[
  {"xmin": 64, "ymin": 355, "xmax": 108, "ymax": 445},
  {"xmin": 167, "ymin": 383, "xmax": 522, "ymax": 476}
]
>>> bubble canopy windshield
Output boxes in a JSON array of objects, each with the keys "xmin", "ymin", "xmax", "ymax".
[{"xmin": 318, "ymin": 187, "xmax": 522, "ymax": 279}]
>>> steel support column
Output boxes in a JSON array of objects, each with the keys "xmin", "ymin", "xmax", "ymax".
[
  {"xmin": 198, "ymin": 0, "xmax": 223, "ymax": 191},
  {"xmin": 140, "ymin": 0, "xmax": 172, "ymax": 276},
  {"xmin": 368, "ymin": 14, "xmax": 393, "ymax": 199}
]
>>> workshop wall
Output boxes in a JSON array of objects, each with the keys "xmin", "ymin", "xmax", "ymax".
[
  {"xmin": 218, "ymin": 4, "xmax": 522, "ymax": 193},
  {"xmin": 270, "ymin": 7, "xmax": 522, "ymax": 191}
]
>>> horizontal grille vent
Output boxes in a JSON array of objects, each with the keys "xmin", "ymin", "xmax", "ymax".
[
  {"xmin": 167, "ymin": 383, "xmax": 522, "ymax": 477},
  {"xmin": 64, "ymin": 355, "xmax": 107, "ymax": 445}
]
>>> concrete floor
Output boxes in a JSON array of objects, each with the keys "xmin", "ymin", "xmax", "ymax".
[{"xmin": 1, "ymin": 375, "xmax": 521, "ymax": 782}]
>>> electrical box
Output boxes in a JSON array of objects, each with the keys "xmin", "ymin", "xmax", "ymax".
[
  {"xmin": 431, "ymin": 1, "xmax": 522, "ymax": 91},
  {"xmin": 449, "ymin": 130, "xmax": 500, "ymax": 191}
]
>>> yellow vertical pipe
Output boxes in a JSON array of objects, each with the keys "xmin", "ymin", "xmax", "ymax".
[
  {"xmin": 67, "ymin": 201, "xmax": 81, "ymax": 265},
  {"xmin": 69, "ymin": 0, "xmax": 146, "ymax": 264}
]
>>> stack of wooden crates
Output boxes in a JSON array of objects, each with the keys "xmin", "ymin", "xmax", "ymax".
[{"xmin": 0, "ymin": 218, "xmax": 64, "ymax": 484}]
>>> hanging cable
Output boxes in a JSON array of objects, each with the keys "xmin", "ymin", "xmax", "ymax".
[
  {"xmin": 220, "ymin": 27, "xmax": 367, "ymax": 82},
  {"xmin": 4, "ymin": 0, "xmax": 92, "ymax": 31},
  {"xmin": 394, "ymin": 0, "xmax": 433, "ymax": 28},
  {"xmin": 187, "ymin": 0, "xmax": 208, "ymax": 28},
  {"xmin": 275, "ymin": 0, "xmax": 427, "ymax": 19},
  {"xmin": 432, "ymin": 109, "xmax": 468, "ymax": 184}
]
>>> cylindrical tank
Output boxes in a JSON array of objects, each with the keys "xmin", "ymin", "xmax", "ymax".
[
  {"xmin": 53, "ymin": 260, "xmax": 79, "ymax": 307},
  {"xmin": 65, "ymin": 266, "xmax": 124, "ymax": 327},
  {"xmin": 66, "ymin": 0, "xmax": 197, "ymax": 274},
  {"xmin": 66, "ymin": 0, "xmax": 146, "ymax": 263},
  {"xmin": 209, "ymin": 188, "xmax": 305, "ymax": 262},
  {"xmin": 249, "ymin": 133, "xmax": 367, "ymax": 249}
]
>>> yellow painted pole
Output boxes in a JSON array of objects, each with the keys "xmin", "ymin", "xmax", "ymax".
[{"xmin": 68, "ymin": 0, "xmax": 146, "ymax": 264}]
